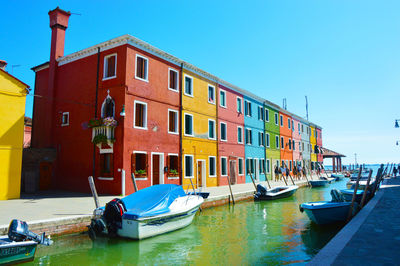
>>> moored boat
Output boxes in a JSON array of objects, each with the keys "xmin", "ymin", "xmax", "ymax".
[
  {"xmin": 340, "ymin": 189, "xmax": 370, "ymax": 203},
  {"xmin": 254, "ymin": 184, "xmax": 298, "ymax": 200},
  {"xmin": 331, "ymin": 173, "xmax": 345, "ymax": 181},
  {"xmin": 299, "ymin": 201, "xmax": 352, "ymax": 225},
  {"xmin": 89, "ymin": 184, "xmax": 204, "ymax": 240},
  {"xmin": 309, "ymin": 178, "xmax": 330, "ymax": 187}
]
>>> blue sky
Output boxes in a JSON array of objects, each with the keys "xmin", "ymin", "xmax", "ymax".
[{"xmin": 2, "ymin": 0, "xmax": 400, "ymax": 164}]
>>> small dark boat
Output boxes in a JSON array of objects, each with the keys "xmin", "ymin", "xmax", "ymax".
[
  {"xmin": 309, "ymin": 178, "xmax": 330, "ymax": 187},
  {"xmin": 0, "ymin": 219, "xmax": 53, "ymax": 265},
  {"xmin": 331, "ymin": 173, "xmax": 344, "ymax": 181},
  {"xmin": 340, "ymin": 189, "xmax": 370, "ymax": 203},
  {"xmin": 254, "ymin": 184, "xmax": 298, "ymax": 200}
]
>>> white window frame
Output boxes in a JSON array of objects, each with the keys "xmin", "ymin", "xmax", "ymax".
[
  {"xmin": 236, "ymin": 97, "xmax": 243, "ymax": 113},
  {"xmin": 135, "ymin": 54, "xmax": 149, "ymax": 82},
  {"xmin": 184, "ymin": 74, "xmax": 194, "ymax": 97},
  {"xmin": 288, "ymin": 139, "xmax": 292, "ymax": 150},
  {"xmin": 259, "ymin": 131, "xmax": 264, "ymax": 147},
  {"xmin": 220, "ymin": 156, "xmax": 228, "ymax": 176},
  {"xmin": 258, "ymin": 106, "xmax": 264, "ymax": 121},
  {"xmin": 238, "ymin": 157, "xmax": 244, "ymax": 175},
  {"xmin": 288, "ymin": 118, "xmax": 291, "ymax": 129},
  {"xmin": 237, "ymin": 126, "xmax": 243, "ymax": 144},
  {"xmin": 167, "ymin": 153, "xmax": 179, "ymax": 180},
  {"xmin": 274, "ymin": 113, "xmax": 278, "ymax": 125},
  {"xmin": 219, "ymin": 89, "xmax": 227, "ymax": 108},
  {"xmin": 184, "ymin": 113, "xmax": 194, "ymax": 137},
  {"xmin": 133, "ymin": 100, "xmax": 148, "ymax": 130},
  {"xmin": 265, "ymin": 109, "xmax": 269, "ymax": 122},
  {"xmin": 208, "ymin": 84, "xmax": 216, "ymax": 104},
  {"xmin": 168, "ymin": 68, "xmax": 179, "ymax": 92},
  {"xmin": 245, "ymin": 128, "xmax": 252, "ymax": 145},
  {"xmin": 266, "ymin": 159, "xmax": 271, "ymax": 173},
  {"xmin": 281, "ymin": 136, "xmax": 284, "ymax": 149},
  {"xmin": 209, "ymin": 156, "xmax": 217, "ymax": 177},
  {"xmin": 133, "ymin": 151, "xmax": 148, "ymax": 180},
  {"xmin": 293, "ymin": 139, "xmax": 296, "ymax": 151},
  {"xmin": 184, "ymin": 154, "xmax": 194, "ymax": 179},
  {"xmin": 103, "ymin": 53, "xmax": 117, "ymax": 80},
  {"xmin": 167, "ymin": 109, "xmax": 179, "ymax": 135},
  {"xmin": 61, "ymin": 112, "xmax": 69, "ymax": 126},
  {"xmin": 275, "ymin": 135, "xmax": 279, "ymax": 149},
  {"xmin": 266, "ymin": 133, "xmax": 270, "ymax": 147},
  {"xmin": 220, "ymin": 122, "xmax": 227, "ymax": 142},
  {"xmin": 208, "ymin": 119, "xmax": 216, "ymax": 140},
  {"xmin": 280, "ymin": 115, "xmax": 283, "ymax": 127},
  {"xmin": 245, "ymin": 101, "xmax": 252, "ymax": 117}
]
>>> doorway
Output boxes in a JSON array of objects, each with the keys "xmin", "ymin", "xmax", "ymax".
[
  {"xmin": 197, "ymin": 160, "xmax": 206, "ymax": 188},
  {"xmin": 229, "ymin": 160, "xmax": 237, "ymax": 185},
  {"xmin": 152, "ymin": 153, "xmax": 164, "ymax": 185}
]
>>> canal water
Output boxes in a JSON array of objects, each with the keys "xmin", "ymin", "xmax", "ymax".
[{"xmin": 29, "ymin": 180, "xmax": 348, "ymax": 265}]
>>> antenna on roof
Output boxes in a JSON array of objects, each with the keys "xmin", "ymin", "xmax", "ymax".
[
  {"xmin": 282, "ymin": 98, "xmax": 287, "ymax": 110},
  {"xmin": 305, "ymin": 96, "xmax": 309, "ymax": 120},
  {"xmin": 71, "ymin": 12, "xmax": 82, "ymax": 16}
]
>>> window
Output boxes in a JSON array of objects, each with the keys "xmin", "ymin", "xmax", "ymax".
[
  {"xmin": 288, "ymin": 139, "xmax": 292, "ymax": 150},
  {"xmin": 259, "ymin": 159, "xmax": 265, "ymax": 174},
  {"xmin": 301, "ymin": 124, "xmax": 304, "ymax": 133},
  {"xmin": 103, "ymin": 54, "xmax": 116, "ymax": 79},
  {"xmin": 288, "ymin": 118, "xmax": 291, "ymax": 129},
  {"xmin": 184, "ymin": 113, "xmax": 193, "ymax": 136},
  {"xmin": 134, "ymin": 101, "xmax": 147, "ymax": 129},
  {"xmin": 221, "ymin": 157, "xmax": 227, "ymax": 176},
  {"xmin": 258, "ymin": 106, "xmax": 264, "ymax": 120},
  {"xmin": 184, "ymin": 75, "xmax": 193, "ymax": 96},
  {"xmin": 100, "ymin": 153, "xmax": 113, "ymax": 174},
  {"xmin": 245, "ymin": 101, "xmax": 252, "ymax": 116},
  {"xmin": 237, "ymin": 126, "xmax": 243, "ymax": 144},
  {"xmin": 208, "ymin": 85, "xmax": 215, "ymax": 104},
  {"xmin": 292, "ymin": 120, "xmax": 294, "ymax": 131},
  {"xmin": 184, "ymin": 155, "xmax": 194, "ymax": 178},
  {"xmin": 167, "ymin": 155, "xmax": 179, "ymax": 177},
  {"xmin": 298, "ymin": 123, "xmax": 300, "ymax": 133},
  {"xmin": 280, "ymin": 115, "xmax": 283, "ymax": 127},
  {"xmin": 266, "ymin": 133, "xmax": 270, "ymax": 147},
  {"xmin": 281, "ymin": 136, "xmax": 284, "ymax": 149},
  {"xmin": 169, "ymin": 69, "xmax": 178, "ymax": 91},
  {"xmin": 293, "ymin": 140, "xmax": 295, "ymax": 151},
  {"xmin": 289, "ymin": 161, "xmax": 292, "ymax": 171},
  {"xmin": 275, "ymin": 135, "xmax": 279, "ymax": 149},
  {"xmin": 220, "ymin": 122, "xmax": 227, "ymax": 141},
  {"xmin": 266, "ymin": 159, "xmax": 270, "ymax": 173},
  {"xmin": 132, "ymin": 152, "xmax": 147, "ymax": 177},
  {"xmin": 237, "ymin": 97, "xmax": 243, "ymax": 113},
  {"xmin": 208, "ymin": 119, "xmax": 216, "ymax": 139},
  {"xmin": 259, "ymin": 132, "xmax": 265, "ymax": 147},
  {"xmin": 302, "ymin": 142, "xmax": 305, "ymax": 151},
  {"xmin": 265, "ymin": 109, "xmax": 269, "ymax": 122},
  {"xmin": 219, "ymin": 89, "xmax": 227, "ymax": 107},
  {"xmin": 209, "ymin": 156, "xmax": 216, "ymax": 177},
  {"xmin": 168, "ymin": 109, "xmax": 178, "ymax": 134},
  {"xmin": 274, "ymin": 113, "xmax": 278, "ymax": 125},
  {"xmin": 238, "ymin": 158, "xmax": 244, "ymax": 175},
  {"xmin": 246, "ymin": 158, "xmax": 254, "ymax": 174},
  {"xmin": 135, "ymin": 54, "xmax": 148, "ymax": 81},
  {"xmin": 61, "ymin": 112, "xmax": 69, "ymax": 126},
  {"xmin": 245, "ymin": 128, "xmax": 252, "ymax": 145}
]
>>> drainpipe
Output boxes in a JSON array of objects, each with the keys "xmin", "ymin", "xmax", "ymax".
[
  {"xmin": 92, "ymin": 47, "xmax": 101, "ymax": 179},
  {"xmin": 263, "ymin": 101, "xmax": 267, "ymax": 181},
  {"xmin": 216, "ymin": 82, "xmax": 220, "ymax": 186},
  {"xmin": 179, "ymin": 63, "xmax": 183, "ymax": 184}
]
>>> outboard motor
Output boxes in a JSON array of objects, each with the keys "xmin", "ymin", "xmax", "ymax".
[
  {"xmin": 256, "ymin": 184, "xmax": 267, "ymax": 195},
  {"xmin": 8, "ymin": 219, "xmax": 53, "ymax": 246},
  {"xmin": 100, "ymin": 198, "xmax": 126, "ymax": 237}
]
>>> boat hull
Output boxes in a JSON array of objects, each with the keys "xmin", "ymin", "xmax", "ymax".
[
  {"xmin": 340, "ymin": 189, "xmax": 369, "ymax": 203},
  {"xmin": 118, "ymin": 205, "xmax": 200, "ymax": 239},
  {"xmin": 300, "ymin": 201, "xmax": 352, "ymax": 225},
  {"xmin": 254, "ymin": 186, "xmax": 298, "ymax": 201},
  {"xmin": 309, "ymin": 180, "xmax": 329, "ymax": 187},
  {"xmin": 0, "ymin": 236, "xmax": 37, "ymax": 265}
]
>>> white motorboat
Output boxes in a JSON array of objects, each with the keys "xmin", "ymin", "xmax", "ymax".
[{"xmin": 89, "ymin": 184, "xmax": 204, "ymax": 240}]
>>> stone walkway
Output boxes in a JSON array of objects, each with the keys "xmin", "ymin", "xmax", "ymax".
[{"xmin": 310, "ymin": 177, "xmax": 400, "ymax": 265}]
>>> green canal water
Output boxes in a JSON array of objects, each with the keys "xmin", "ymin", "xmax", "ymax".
[{"xmin": 28, "ymin": 180, "xmax": 348, "ymax": 265}]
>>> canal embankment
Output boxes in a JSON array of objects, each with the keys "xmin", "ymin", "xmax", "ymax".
[
  {"xmin": 0, "ymin": 178, "xmax": 310, "ymax": 236},
  {"xmin": 309, "ymin": 177, "xmax": 400, "ymax": 265}
]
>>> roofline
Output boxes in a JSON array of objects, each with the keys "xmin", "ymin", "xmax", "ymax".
[
  {"xmin": 31, "ymin": 61, "xmax": 49, "ymax": 72},
  {"xmin": 0, "ymin": 68, "xmax": 30, "ymax": 91}
]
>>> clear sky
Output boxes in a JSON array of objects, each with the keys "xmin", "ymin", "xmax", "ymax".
[{"xmin": 2, "ymin": 0, "xmax": 400, "ymax": 165}]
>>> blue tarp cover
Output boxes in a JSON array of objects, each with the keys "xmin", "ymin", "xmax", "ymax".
[{"xmin": 121, "ymin": 184, "xmax": 186, "ymax": 220}]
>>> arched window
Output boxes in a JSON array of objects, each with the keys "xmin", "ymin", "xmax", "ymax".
[{"xmin": 101, "ymin": 93, "xmax": 115, "ymax": 118}]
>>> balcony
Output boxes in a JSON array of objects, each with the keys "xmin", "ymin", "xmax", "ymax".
[{"xmin": 89, "ymin": 117, "xmax": 117, "ymax": 149}]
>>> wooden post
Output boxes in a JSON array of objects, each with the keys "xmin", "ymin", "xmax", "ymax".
[
  {"xmin": 88, "ymin": 176, "xmax": 100, "ymax": 209},
  {"xmin": 189, "ymin": 178, "xmax": 197, "ymax": 195},
  {"xmin": 248, "ymin": 168, "xmax": 258, "ymax": 191},
  {"xmin": 280, "ymin": 167, "xmax": 288, "ymax": 186},
  {"xmin": 347, "ymin": 167, "xmax": 362, "ymax": 221},
  {"xmin": 226, "ymin": 174, "xmax": 235, "ymax": 205},
  {"xmin": 131, "ymin": 173, "xmax": 138, "ymax": 192},
  {"xmin": 283, "ymin": 162, "xmax": 295, "ymax": 186},
  {"xmin": 360, "ymin": 170, "xmax": 372, "ymax": 208}
]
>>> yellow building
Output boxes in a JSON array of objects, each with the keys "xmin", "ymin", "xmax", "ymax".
[
  {"xmin": 0, "ymin": 67, "xmax": 29, "ymax": 200},
  {"xmin": 182, "ymin": 67, "xmax": 218, "ymax": 189},
  {"xmin": 309, "ymin": 124, "xmax": 317, "ymax": 169}
]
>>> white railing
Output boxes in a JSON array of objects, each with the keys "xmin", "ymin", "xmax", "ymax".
[{"xmin": 92, "ymin": 126, "xmax": 115, "ymax": 141}]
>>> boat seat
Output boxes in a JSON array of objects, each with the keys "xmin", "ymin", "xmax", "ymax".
[{"xmin": 331, "ymin": 189, "xmax": 345, "ymax": 202}]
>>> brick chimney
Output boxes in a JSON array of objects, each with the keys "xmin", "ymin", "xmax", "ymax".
[
  {"xmin": 45, "ymin": 7, "xmax": 71, "ymax": 147},
  {"xmin": 0, "ymin": 60, "xmax": 7, "ymax": 71}
]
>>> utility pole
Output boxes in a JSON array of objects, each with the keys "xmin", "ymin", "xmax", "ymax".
[{"xmin": 305, "ymin": 96, "xmax": 309, "ymax": 120}]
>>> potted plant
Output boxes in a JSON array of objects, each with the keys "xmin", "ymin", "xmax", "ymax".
[
  {"xmin": 168, "ymin": 169, "xmax": 179, "ymax": 177},
  {"xmin": 135, "ymin": 169, "xmax": 147, "ymax": 177},
  {"xmin": 103, "ymin": 117, "xmax": 118, "ymax": 127},
  {"xmin": 92, "ymin": 134, "xmax": 108, "ymax": 145}
]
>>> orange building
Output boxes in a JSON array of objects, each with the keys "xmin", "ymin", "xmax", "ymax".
[{"xmin": 279, "ymin": 110, "xmax": 293, "ymax": 173}]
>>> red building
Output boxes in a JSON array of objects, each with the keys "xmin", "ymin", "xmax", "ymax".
[
  {"xmin": 32, "ymin": 8, "xmax": 181, "ymax": 195},
  {"xmin": 217, "ymin": 84, "xmax": 245, "ymax": 186},
  {"xmin": 279, "ymin": 110, "xmax": 293, "ymax": 173}
]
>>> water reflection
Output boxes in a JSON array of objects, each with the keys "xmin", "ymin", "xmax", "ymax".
[{"xmin": 29, "ymin": 180, "xmax": 348, "ymax": 265}]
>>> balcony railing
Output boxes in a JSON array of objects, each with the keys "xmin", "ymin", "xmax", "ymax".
[{"xmin": 92, "ymin": 125, "xmax": 115, "ymax": 148}]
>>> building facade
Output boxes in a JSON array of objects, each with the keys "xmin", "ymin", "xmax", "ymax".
[
  {"xmin": 264, "ymin": 102, "xmax": 281, "ymax": 180},
  {"xmin": 310, "ymin": 124, "xmax": 318, "ymax": 171},
  {"xmin": 279, "ymin": 110, "xmax": 293, "ymax": 173},
  {"xmin": 292, "ymin": 115, "xmax": 302, "ymax": 168}
]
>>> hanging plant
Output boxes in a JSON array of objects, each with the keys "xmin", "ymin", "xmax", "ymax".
[
  {"xmin": 92, "ymin": 134, "xmax": 108, "ymax": 145},
  {"xmin": 103, "ymin": 117, "xmax": 118, "ymax": 127},
  {"xmin": 88, "ymin": 118, "xmax": 103, "ymax": 128}
]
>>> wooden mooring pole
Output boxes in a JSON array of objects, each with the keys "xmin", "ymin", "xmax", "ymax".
[
  {"xmin": 131, "ymin": 173, "xmax": 138, "ymax": 192},
  {"xmin": 360, "ymin": 169, "xmax": 372, "ymax": 209},
  {"xmin": 88, "ymin": 176, "xmax": 100, "ymax": 209},
  {"xmin": 347, "ymin": 167, "xmax": 362, "ymax": 222}
]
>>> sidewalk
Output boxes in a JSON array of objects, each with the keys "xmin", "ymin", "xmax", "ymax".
[
  {"xmin": 0, "ymin": 176, "xmax": 312, "ymax": 235},
  {"xmin": 310, "ymin": 177, "xmax": 400, "ymax": 265}
]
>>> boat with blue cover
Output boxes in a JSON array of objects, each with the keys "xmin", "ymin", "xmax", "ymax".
[
  {"xmin": 254, "ymin": 184, "xmax": 298, "ymax": 200},
  {"xmin": 89, "ymin": 184, "xmax": 204, "ymax": 240},
  {"xmin": 300, "ymin": 189, "xmax": 357, "ymax": 225}
]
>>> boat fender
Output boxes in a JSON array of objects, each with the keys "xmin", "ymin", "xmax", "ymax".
[{"xmin": 299, "ymin": 205, "xmax": 304, "ymax": 213}]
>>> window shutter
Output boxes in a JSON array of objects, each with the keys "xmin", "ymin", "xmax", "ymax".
[
  {"xmin": 145, "ymin": 154, "xmax": 149, "ymax": 171},
  {"xmin": 167, "ymin": 155, "xmax": 171, "ymax": 170},
  {"xmin": 110, "ymin": 154, "xmax": 114, "ymax": 174},
  {"xmin": 131, "ymin": 153, "xmax": 136, "ymax": 173}
]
